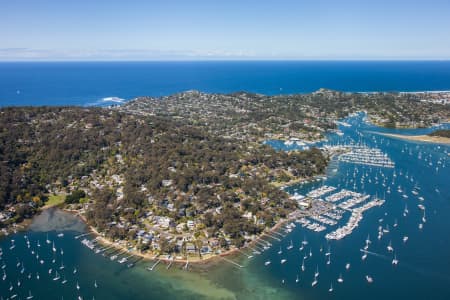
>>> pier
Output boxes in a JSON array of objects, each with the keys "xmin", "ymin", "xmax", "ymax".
[
  {"xmin": 220, "ymin": 257, "xmax": 243, "ymax": 268},
  {"xmin": 147, "ymin": 259, "xmax": 161, "ymax": 271},
  {"xmin": 74, "ymin": 232, "xmax": 94, "ymax": 240}
]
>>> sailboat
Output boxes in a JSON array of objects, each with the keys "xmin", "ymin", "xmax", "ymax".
[
  {"xmin": 46, "ymin": 234, "xmax": 51, "ymax": 244},
  {"xmin": 53, "ymin": 270, "xmax": 60, "ymax": 281},
  {"xmin": 365, "ymin": 234, "xmax": 371, "ymax": 245},
  {"xmin": 61, "ymin": 275, "xmax": 67, "ymax": 284},
  {"xmin": 76, "ymin": 281, "xmax": 80, "ymax": 290},
  {"xmin": 52, "ymin": 242, "xmax": 57, "ymax": 252},
  {"xmin": 94, "ymin": 280, "xmax": 98, "ymax": 288},
  {"xmin": 301, "ymin": 258, "xmax": 305, "ymax": 272},
  {"xmin": 337, "ymin": 273, "xmax": 344, "ymax": 283},
  {"xmin": 345, "ymin": 263, "xmax": 351, "ymax": 270},
  {"xmin": 26, "ymin": 291, "xmax": 34, "ymax": 299},
  {"xmin": 328, "ymin": 283, "xmax": 333, "ymax": 292},
  {"xmin": 392, "ymin": 253, "xmax": 399, "ymax": 266},
  {"xmin": 287, "ymin": 240, "xmax": 293, "ymax": 250},
  {"xmin": 295, "ymin": 275, "xmax": 299, "ymax": 283},
  {"xmin": 278, "ymin": 247, "xmax": 282, "ymax": 255},
  {"xmin": 311, "ymin": 277, "xmax": 318, "ymax": 287},
  {"xmin": 387, "ymin": 241, "xmax": 394, "ymax": 252},
  {"xmin": 366, "ymin": 275, "xmax": 373, "ymax": 283}
]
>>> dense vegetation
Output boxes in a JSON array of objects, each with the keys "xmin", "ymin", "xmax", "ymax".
[
  {"xmin": 3, "ymin": 89, "xmax": 446, "ymax": 250},
  {"xmin": 0, "ymin": 106, "xmax": 327, "ymax": 247}
]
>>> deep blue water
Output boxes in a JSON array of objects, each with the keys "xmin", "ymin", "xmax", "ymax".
[
  {"xmin": 1, "ymin": 61, "xmax": 450, "ymax": 107},
  {"xmin": 249, "ymin": 114, "xmax": 450, "ymax": 300}
]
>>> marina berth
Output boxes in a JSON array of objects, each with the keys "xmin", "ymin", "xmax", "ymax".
[{"xmin": 338, "ymin": 146, "xmax": 395, "ymax": 168}]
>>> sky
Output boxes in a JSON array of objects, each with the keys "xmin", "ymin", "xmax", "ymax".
[{"xmin": 1, "ymin": 0, "xmax": 450, "ymax": 61}]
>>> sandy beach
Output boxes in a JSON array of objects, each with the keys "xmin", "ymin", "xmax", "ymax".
[{"xmin": 371, "ymin": 132, "xmax": 450, "ymax": 144}]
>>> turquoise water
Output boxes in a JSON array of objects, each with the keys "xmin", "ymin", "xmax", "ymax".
[
  {"xmin": 1, "ymin": 61, "xmax": 450, "ymax": 106},
  {"xmin": 1, "ymin": 115, "xmax": 449, "ymax": 300}
]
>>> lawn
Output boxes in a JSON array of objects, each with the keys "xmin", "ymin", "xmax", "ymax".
[{"xmin": 44, "ymin": 194, "xmax": 66, "ymax": 208}]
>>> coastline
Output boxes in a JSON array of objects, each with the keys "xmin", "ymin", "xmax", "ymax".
[
  {"xmin": 62, "ymin": 208, "xmax": 291, "ymax": 268},
  {"xmin": 370, "ymin": 132, "xmax": 450, "ymax": 144}
]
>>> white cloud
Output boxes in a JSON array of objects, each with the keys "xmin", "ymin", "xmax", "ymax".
[{"xmin": 0, "ymin": 48, "xmax": 259, "ymax": 61}]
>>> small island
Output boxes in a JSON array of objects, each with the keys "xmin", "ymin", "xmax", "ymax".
[{"xmin": 1, "ymin": 89, "xmax": 449, "ymax": 264}]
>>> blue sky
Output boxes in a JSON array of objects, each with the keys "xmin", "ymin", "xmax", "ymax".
[{"xmin": 1, "ymin": 0, "xmax": 449, "ymax": 60}]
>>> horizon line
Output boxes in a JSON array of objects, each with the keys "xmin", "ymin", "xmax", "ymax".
[{"xmin": 1, "ymin": 58, "xmax": 450, "ymax": 63}]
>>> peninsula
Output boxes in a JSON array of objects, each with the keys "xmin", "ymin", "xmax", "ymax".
[{"xmin": 1, "ymin": 89, "xmax": 449, "ymax": 263}]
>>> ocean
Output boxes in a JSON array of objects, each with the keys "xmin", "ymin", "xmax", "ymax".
[{"xmin": 1, "ymin": 61, "xmax": 450, "ymax": 106}]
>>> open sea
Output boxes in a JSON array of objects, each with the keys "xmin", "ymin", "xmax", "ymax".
[
  {"xmin": 0, "ymin": 61, "xmax": 450, "ymax": 300},
  {"xmin": 1, "ymin": 61, "xmax": 450, "ymax": 106}
]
